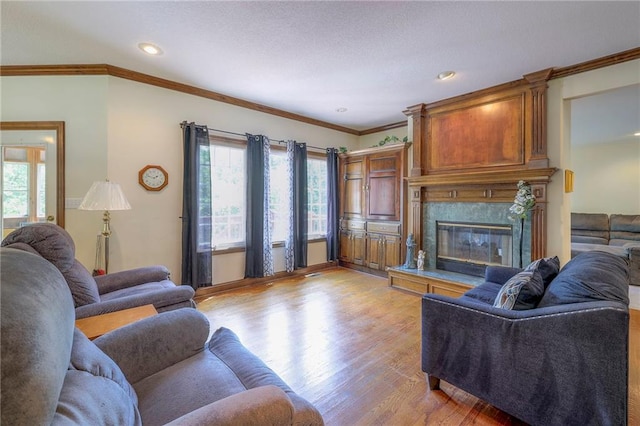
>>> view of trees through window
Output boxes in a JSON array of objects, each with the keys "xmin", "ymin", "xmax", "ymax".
[
  {"xmin": 208, "ymin": 144, "xmax": 245, "ymax": 248},
  {"xmin": 203, "ymin": 140, "xmax": 328, "ymax": 250},
  {"xmin": 2, "ymin": 146, "xmax": 46, "ymax": 225}
]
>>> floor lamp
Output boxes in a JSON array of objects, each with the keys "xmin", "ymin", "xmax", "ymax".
[{"xmin": 78, "ymin": 179, "xmax": 131, "ymax": 274}]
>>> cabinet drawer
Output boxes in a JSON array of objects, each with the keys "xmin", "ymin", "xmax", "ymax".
[
  {"xmin": 367, "ymin": 222, "xmax": 400, "ymax": 234},
  {"xmin": 342, "ymin": 219, "xmax": 366, "ymax": 231}
]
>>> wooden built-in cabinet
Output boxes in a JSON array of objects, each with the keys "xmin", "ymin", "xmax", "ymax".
[{"xmin": 339, "ymin": 143, "xmax": 409, "ymax": 277}]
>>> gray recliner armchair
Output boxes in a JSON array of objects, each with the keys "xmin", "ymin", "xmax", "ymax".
[
  {"xmin": 1, "ymin": 247, "xmax": 324, "ymax": 425},
  {"xmin": 1, "ymin": 223, "xmax": 195, "ymax": 318}
]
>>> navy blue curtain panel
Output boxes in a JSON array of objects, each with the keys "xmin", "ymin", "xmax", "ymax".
[
  {"xmin": 326, "ymin": 148, "xmax": 340, "ymax": 261},
  {"xmin": 181, "ymin": 122, "xmax": 212, "ymax": 289},
  {"xmin": 293, "ymin": 143, "xmax": 308, "ymax": 268}
]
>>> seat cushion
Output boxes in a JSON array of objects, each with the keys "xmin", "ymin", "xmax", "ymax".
[
  {"xmin": 133, "ymin": 350, "xmax": 246, "ymax": 425},
  {"xmin": 538, "ymin": 251, "xmax": 629, "ymax": 307}
]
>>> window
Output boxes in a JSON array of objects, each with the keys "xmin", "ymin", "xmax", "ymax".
[
  {"xmin": 206, "ymin": 137, "xmax": 329, "ymax": 250},
  {"xmin": 307, "ymin": 157, "xmax": 328, "ymax": 238},
  {"xmin": 209, "ymin": 144, "xmax": 246, "ymax": 248},
  {"xmin": 2, "ymin": 146, "xmax": 46, "ymax": 227},
  {"xmin": 269, "ymin": 151, "xmax": 290, "ymax": 242}
]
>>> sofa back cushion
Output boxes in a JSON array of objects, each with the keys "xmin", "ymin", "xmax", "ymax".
[
  {"xmin": 537, "ymin": 251, "xmax": 629, "ymax": 308},
  {"xmin": 1, "ymin": 223, "xmax": 101, "ymax": 306},
  {"xmin": 571, "ymin": 213, "xmax": 609, "ymax": 244},
  {"xmin": 65, "ymin": 260, "xmax": 101, "ymax": 306},
  {"xmin": 1, "ymin": 248, "xmax": 75, "ymax": 426},
  {"xmin": 609, "ymin": 214, "xmax": 640, "ymax": 244}
]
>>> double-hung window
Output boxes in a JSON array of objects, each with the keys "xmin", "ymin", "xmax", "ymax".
[
  {"xmin": 307, "ymin": 156, "xmax": 328, "ymax": 239},
  {"xmin": 208, "ymin": 139, "xmax": 246, "ymax": 249},
  {"xmin": 206, "ymin": 136, "xmax": 329, "ymax": 251}
]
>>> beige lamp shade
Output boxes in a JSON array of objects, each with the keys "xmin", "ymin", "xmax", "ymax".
[{"xmin": 78, "ymin": 180, "xmax": 131, "ymax": 211}]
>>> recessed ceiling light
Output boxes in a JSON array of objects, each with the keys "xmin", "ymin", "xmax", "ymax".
[
  {"xmin": 138, "ymin": 43, "xmax": 163, "ymax": 56},
  {"xmin": 437, "ymin": 71, "xmax": 456, "ymax": 81},
  {"xmin": 336, "ymin": 107, "xmax": 348, "ymax": 113},
  {"xmin": 634, "ymin": 131, "xmax": 640, "ymax": 137}
]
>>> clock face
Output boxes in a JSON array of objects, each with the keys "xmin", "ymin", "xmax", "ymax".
[{"xmin": 139, "ymin": 165, "xmax": 168, "ymax": 191}]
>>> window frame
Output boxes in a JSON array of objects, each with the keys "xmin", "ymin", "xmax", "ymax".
[
  {"xmin": 207, "ymin": 135, "xmax": 247, "ymax": 252},
  {"xmin": 206, "ymin": 135, "xmax": 329, "ymax": 255}
]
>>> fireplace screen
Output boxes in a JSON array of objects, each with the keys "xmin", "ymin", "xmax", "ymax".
[{"xmin": 436, "ymin": 221, "xmax": 513, "ymax": 277}]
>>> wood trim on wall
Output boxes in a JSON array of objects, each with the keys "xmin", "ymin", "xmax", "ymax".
[
  {"xmin": 194, "ymin": 261, "xmax": 338, "ymax": 302},
  {"xmin": 359, "ymin": 121, "xmax": 407, "ymax": 135},
  {"xmin": 2, "ymin": 48, "xmax": 635, "ymax": 138},
  {"xmin": 550, "ymin": 46, "xmax": 640, "ymax": 80},
  {"xmin": 0, "ymin": 121, "xmax": 65, "ymax": 228},
  {"xmin": 1, "ymin": 64, "xmax": 360, "ymax": 136}
]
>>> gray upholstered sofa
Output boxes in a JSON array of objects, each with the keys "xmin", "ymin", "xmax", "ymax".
[
  {"xmin": 1, "ymin": 223, "xmax": 196, "ymax": 318},
  {"xmin": 571, "ymin": 212, "xmax": 640, "ymax": 285},
  {"xmin": 422, "ymin": 251, "xmax": 629, "ymax": 425},
  {"xmin": 1, "ymin": 247, "xmax": 324, "ymax": 425}
]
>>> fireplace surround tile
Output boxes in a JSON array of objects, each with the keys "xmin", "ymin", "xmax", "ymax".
[{"xmin": 423, "ymin": 202, "xmax": 532, "ymax": 271}]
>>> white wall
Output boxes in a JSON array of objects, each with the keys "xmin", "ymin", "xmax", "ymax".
[
  {"xmin": 1, "ymin": 75, "xmax": 109, "ymax": 265},
  {"xmin": 2, "ymin": 74, "xmax": 360, "ymax": 283},
  {"xmin": 546, "ymin": 59, "xmax": 640, "ymax": 264},
  {"xmin": 571, "ymin": 139, "xmax": 640, "ymax": 214}
]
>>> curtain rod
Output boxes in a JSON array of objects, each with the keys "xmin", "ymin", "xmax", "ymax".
[{"xmin": 180, "ymin": 122, "xmax": 329, "ymax": 152}]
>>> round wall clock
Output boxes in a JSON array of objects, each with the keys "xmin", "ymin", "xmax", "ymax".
[{"xmin": 138, "ymin": 165, "xmax": 168, "ymax": 191}]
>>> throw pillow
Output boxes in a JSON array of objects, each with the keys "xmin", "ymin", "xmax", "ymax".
[
  {"xmin": 524, "ymin": 256, "xmax": 560, "ymax": 287},
  {"xmin": 493, "ymin": 270, "xmax": 544, "ymax": 310}
]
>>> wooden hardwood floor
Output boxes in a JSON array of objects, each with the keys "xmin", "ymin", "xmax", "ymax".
[{"xmin": 196, "ymin": 268, "xmax": 639, "ymax": 426}]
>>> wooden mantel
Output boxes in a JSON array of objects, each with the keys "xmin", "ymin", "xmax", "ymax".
[
  {"xmin": 404, "ymin": 69, "xmax": 558, "ymax": 262},
  {"xmin": 406, "ymin": 167, "xmax": 557, "ymax": 188}
]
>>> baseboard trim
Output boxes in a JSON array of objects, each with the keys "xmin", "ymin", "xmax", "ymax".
[{"xmin": 194, "ymin": 261, "xmax": 338, "ymax": 302}]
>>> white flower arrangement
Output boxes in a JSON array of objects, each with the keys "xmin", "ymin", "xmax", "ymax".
[{"xmin": 509, "ymin": 180, "xmax": 536, "ymax": 220}]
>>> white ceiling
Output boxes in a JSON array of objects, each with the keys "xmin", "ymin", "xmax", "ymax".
[{"xmin": 1, "ymin": 1, "xmax": 639, "ymax": 134}]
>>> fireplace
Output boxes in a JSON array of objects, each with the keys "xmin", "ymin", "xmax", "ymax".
[{"xmin": 436, "ymin": 221, "xmax": 513, "ymax": 277}]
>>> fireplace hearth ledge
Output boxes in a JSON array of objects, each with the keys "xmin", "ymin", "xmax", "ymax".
[{"xmin": 387, "ymin": 265, "xmax": 484, "ymax": 297}]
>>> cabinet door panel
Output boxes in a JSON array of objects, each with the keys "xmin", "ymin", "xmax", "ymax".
[
  {"xmin": 341, "ymin": 157, "xmax": 365, "ymax": 218},
  {"xmin": 368, "ymin": 176, "xmax": 398, "ymax": 218},
  {"xmin": 339, "ymin": 230, "xmax": 352, "ymax": 263},
  {"xmin": 366, "ymin": 233, "xmax": 382, "ymax": 269},
  {"xmin": 352, "ymin": 231, "xmax": 365, "ymax": 265},
  {"xmin": 382, "ymin": 235, "xmax": 401, "ymax": 269},
  {"xmin": 344, "ymin": 179, "xmax": 363, "ymax": 216},
  {"xmin": 366, "ymin": 151, "xmax": 401, "ymax": 221}
]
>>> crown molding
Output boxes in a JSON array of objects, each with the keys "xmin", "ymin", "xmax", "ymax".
[
  {"xmin": 0, "ymin": 64, "xmax": 360, "ymax": 136},
  {"xmin": 550, "ymin": 46, "xmax": 640, "ymax": 80},
  {"xmin": 2, "ymin": 47, "xmax": 638, "ymax": 137}
]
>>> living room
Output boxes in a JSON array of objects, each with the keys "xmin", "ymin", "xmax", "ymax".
[{"xmin": 2, "ymin": 2, "xmax": 639, "ymax": 425}]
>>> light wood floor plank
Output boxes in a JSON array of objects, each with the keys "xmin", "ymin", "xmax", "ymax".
[{"xmin": 197, "ymin": 267, "xmax": 638, "ymax": 425}]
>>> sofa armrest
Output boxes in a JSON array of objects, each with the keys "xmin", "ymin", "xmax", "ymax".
[
  {"xmin": 421, "ymin": 294, "xmax": 629, "ymax": 425},
  {"xmin": 94, "ymin": 309, "xmax": 209, "ymax": 384},
  {"xmin": 165, "ymin": 385, "xmax": 295, "ymax": 426},
  {"xmin": 625, "ymin": 243, "xmax": 640, "ymax": 285},
  {"xmin": 74, "ymin": 286, "xmax": 195, "ymax": 319},
  {"xmin": 95, "ymin": 265, "xmax": 171, "ymax": 294}
]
